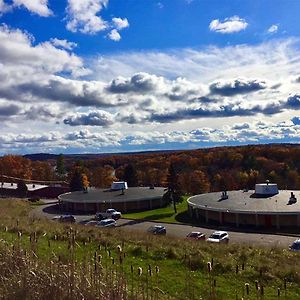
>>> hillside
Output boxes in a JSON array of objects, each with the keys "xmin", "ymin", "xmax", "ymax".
[{"xmin": 0, "ymin": 199, "xmax": 300, "ymax": 299}]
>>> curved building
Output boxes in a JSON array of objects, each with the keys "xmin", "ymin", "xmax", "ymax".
[
  {"xmin": 187, "ymin": 183, "xmax": 300, "ymax": 229},
  {"xmin": 59, "ymin": 186, "xmax": 166, "ymax": 213}
]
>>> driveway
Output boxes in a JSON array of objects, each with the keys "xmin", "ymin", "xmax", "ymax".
[{"xmin": 30, "ymin": 201, "xmax": 298, "ymax": 248}]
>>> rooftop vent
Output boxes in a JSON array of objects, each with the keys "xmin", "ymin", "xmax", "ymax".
[
  {"xmin": 221, "ymin": 190, "xmax": 228, "ymax": 200},
  {"xmin": 289, "ymin": 192, "xmax": 297, "ymax": 204}
]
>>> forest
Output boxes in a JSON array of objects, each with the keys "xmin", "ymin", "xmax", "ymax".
[{"xmin": 1, "ymin": 144, "xmax": 300, "ymax": 195}]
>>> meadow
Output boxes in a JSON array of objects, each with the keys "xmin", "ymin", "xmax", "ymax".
[{"xmin": 0, "ymin": 199, "xmax": 300, "ymax": 299}]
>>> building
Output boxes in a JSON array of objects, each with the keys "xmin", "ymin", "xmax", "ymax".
[
  {"xmin": 59, "ymin": 184, "xmax": 166, "ymax": 213},
  {"xmin": 187, "ymin": 182, "xmax": 300, "ymax": 229},
  {"xmin": 0, "ymin": 182, "xmax": 69, "ymax": 198}
]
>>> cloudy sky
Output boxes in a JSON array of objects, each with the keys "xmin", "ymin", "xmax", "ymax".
[{"xmin": 0, "ymin": 0, "xmax": 300, "ymax": 154}]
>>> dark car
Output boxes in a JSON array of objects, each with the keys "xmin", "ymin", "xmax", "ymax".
[
  {"xmin": 147, "ymin": 225, "xmax": 166, "ymax": 235},
  {"xmin": 186, "ymin": 231, "xmax": 206, "ymax": 240},
  {"xmin": 289, "ymin": 239, "xmax": 300, "ymax": 251}
]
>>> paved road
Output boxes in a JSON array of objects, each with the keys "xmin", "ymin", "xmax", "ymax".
[{"xmin": 30, "ymin": 201, "xmax": 299, "ymax": 248}]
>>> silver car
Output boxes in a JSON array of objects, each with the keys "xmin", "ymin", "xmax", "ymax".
[
  {"xmin": 96, "ymin": 218, "xmax": 117, "ymax": 228},
  {"xmin": 206, "ymin": 231, "xmax": 229, "ymax": 243}
]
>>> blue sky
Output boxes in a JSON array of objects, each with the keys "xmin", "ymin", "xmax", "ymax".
[{"xmin": 0, "ymin": 0, "xmax": 300, "ymax": 154}]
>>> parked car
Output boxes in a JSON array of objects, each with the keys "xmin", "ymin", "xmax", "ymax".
[
  {"xmin": 52, "ymin": 215, "xmax": 76, "ymax": 223},
  {"xmin": 85, "ymin": 220, "xmax": 99, "ymax": 226},
  {"xmin": 186, "ymin": 231, "xmax": 206, "ymax": 240},
  {"xmin": 95, "ymin": 208, "xmax": 122, "ymax": 221},
  {"xmin": 147, "ymin": 225, "xmax": 166, "ymax": 235},
  {"xmin": 96, "ymin": 218, "xmax": 117, "ymax": 228},
  {"xmin": 206, "ymin": 231, "xmax": 229, "ymax": 243},
  {"xmin": 78, "ymin": 219, "xmax": 90, "ymax": 225},
  {"xmin": 289, "ymin": 239, "xmax": 300, "ymax": 251}
]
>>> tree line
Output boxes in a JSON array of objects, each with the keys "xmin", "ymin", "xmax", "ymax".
[{"xmin": 2, "ymin": 144, "xmax": 300, "ymax": 195}]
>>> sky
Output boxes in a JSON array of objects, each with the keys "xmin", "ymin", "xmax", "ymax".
[{"xmin": 0, "ymin": 0, "xmax": 300, "ymax": 155}]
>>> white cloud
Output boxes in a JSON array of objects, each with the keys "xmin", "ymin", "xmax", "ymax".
[
  {"xmin": 50, "ymin": 38, "xmax": 77, "ymax": 50},
  {"xmin": 108, "ymin": 29, "xmax": 121, "ymax": 41},
  {"xmin": 1, "ymin": 0, "xmax": 52, "ymax": 17},
  {"xmin": 209, "ymin": 16, "xmax": 248, "ymax": 34},
  {"xmin": 66, "ymin": 0, "xmax": 108, "ymax": 34},
  {"xmin": 0, "ymin": 24, "xmax": 90, "ymax": 78},
  {"xmin": 268, "ymin": 24, "xmax": 279, "ymax": 34},
  {"xmin": 112, "ymin": 17, "xmax": 129, "ymax": 30},
  {"xmin": 2, "ymin": 24, "xmax": 300, "ymax": 153},
  {"xmin": 13, "ymin": 0, "xmax": 52, "ymax": 16},
  {"xmin": 64, "ymin": 110, "xmax": 114, "ymax": 126}
]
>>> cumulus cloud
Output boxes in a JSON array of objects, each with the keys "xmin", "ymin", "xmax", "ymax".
[
  {"xmin": 108, "ymin": 29, "xmax": 121, "ymax": 41},
  {"xmin": 268, "ymin": 24, "xmax": 279, "ymax": 34},
  {"xmin": 209, "ymin": 16, "xmax": 248, "ymax": 34},
  {"xmin": 14, "ymin": 0, "xmax": 52, "ymax": 16},
  {"xmin": 2, "ymin": 118, "xmax": 300, "ymax": 154},
  {"xmin": 0, "ymin": 25, "xmax": 90, "ymax": 77},
  {"xmin": 209, "ymin": 78, "xmax": 267, "ymax": 96},
  {"xmin": 148, "ymin": 102, "xmax": 284, "ymax": 123},
  {"xmin": 0, "ymin": 0, "xmax": 52, "ymax": 16},
  {"xmin": 107, "ymin": 72, "xmax": 163, "ymax": 94},
  {"xmin": 63, "ymin": 110, "xmax": 114, "ymax": 126},
  {"xmin": 66, "ymin": 0, "xmax": 108, "ymax": 34},
  {"xmin": 112, "ymin": 17, "xmax": 129, "ymax": 30},
  {"xmin": 12, "ymin": 77, "xmax": 127, "ymax": 107},
  {"xmin": 2, "ymin": 24, "xmax": 300, "ymax": 153},
  {"xmin": 50, "ymin": 38, "xmax": 77, "ymax": 50}
]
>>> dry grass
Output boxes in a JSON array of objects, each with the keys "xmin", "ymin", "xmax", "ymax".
[{"xmin": 0, "ymin": 199, "xmax": 300, "ymax": 299}]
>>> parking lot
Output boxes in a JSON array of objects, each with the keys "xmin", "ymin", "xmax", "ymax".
[{"xmin": 31, "ymin": 201, "xmax": 299, "ymax": 248}]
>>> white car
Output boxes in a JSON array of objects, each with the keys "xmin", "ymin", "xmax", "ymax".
[
  {"xmin": 95, "ymin": 208, "xmax": 122, "ymax": 220},
  {"xmin": 289, "ymin": 239, "xmax": 300, "ymax": 251},
  {"xmin": 207, "ymin": 231, "xmax": 229, "ymax": 243},
  {"xmin": 96, "ymin": 218, "xmax": 117, "ymax": 228}
]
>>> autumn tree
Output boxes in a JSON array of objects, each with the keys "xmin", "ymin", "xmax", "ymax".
[
  {"xmin": 90, "ymin": 166, "xmax": 116, "ymax": 188},
  {"xmin": 189, "ymin": 170, "xmax": 211, "ymax": 194}
]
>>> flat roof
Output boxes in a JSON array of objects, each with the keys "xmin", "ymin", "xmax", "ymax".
[
  {"xmin": 59, "ymin": 187, "xmax": 165, "ymax": 204},
  {"xmin": 188, "ymin": 190, "xmax": 300, "ymax": 215},
  {"xmin": 0, "ymin": 182, "xmax": 48, "ymax": 191}
]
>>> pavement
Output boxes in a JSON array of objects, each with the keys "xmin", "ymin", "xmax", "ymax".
[{"xmin": 30, "ymin": 200, "xmax": 299, "ymax": 248}]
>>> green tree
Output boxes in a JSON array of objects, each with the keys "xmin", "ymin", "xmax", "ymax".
[
  {"xmin": 55, "ymin": 154, "xmax": 65, "ymax": 178},
  {"xmin": 123, "ymin": 164, "xmax": 138, "ymax": 187},
  {"xmin": 17, "ymin": 180, "xmax": 28, "ymax": 197},
  {"xmin": 166, "ymin": 163, "xmax": 181, "ymax": 213},
  {"xmin": 69, "ymin": 168, "xmax": 84, "ymax": 192}
]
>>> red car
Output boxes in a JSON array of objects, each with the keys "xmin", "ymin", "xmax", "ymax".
[{"xmin": 186, "ymin": 231, "xmax": 206, "ymax": 240}]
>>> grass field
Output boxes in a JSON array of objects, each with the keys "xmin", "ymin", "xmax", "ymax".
[
  {"xmin": 0, "ymin": 198, "xmax": 300, "ymax": 299},
  {"xmin": 123, "ymin": 196, "xmax": 190, "ymax": 223}
]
